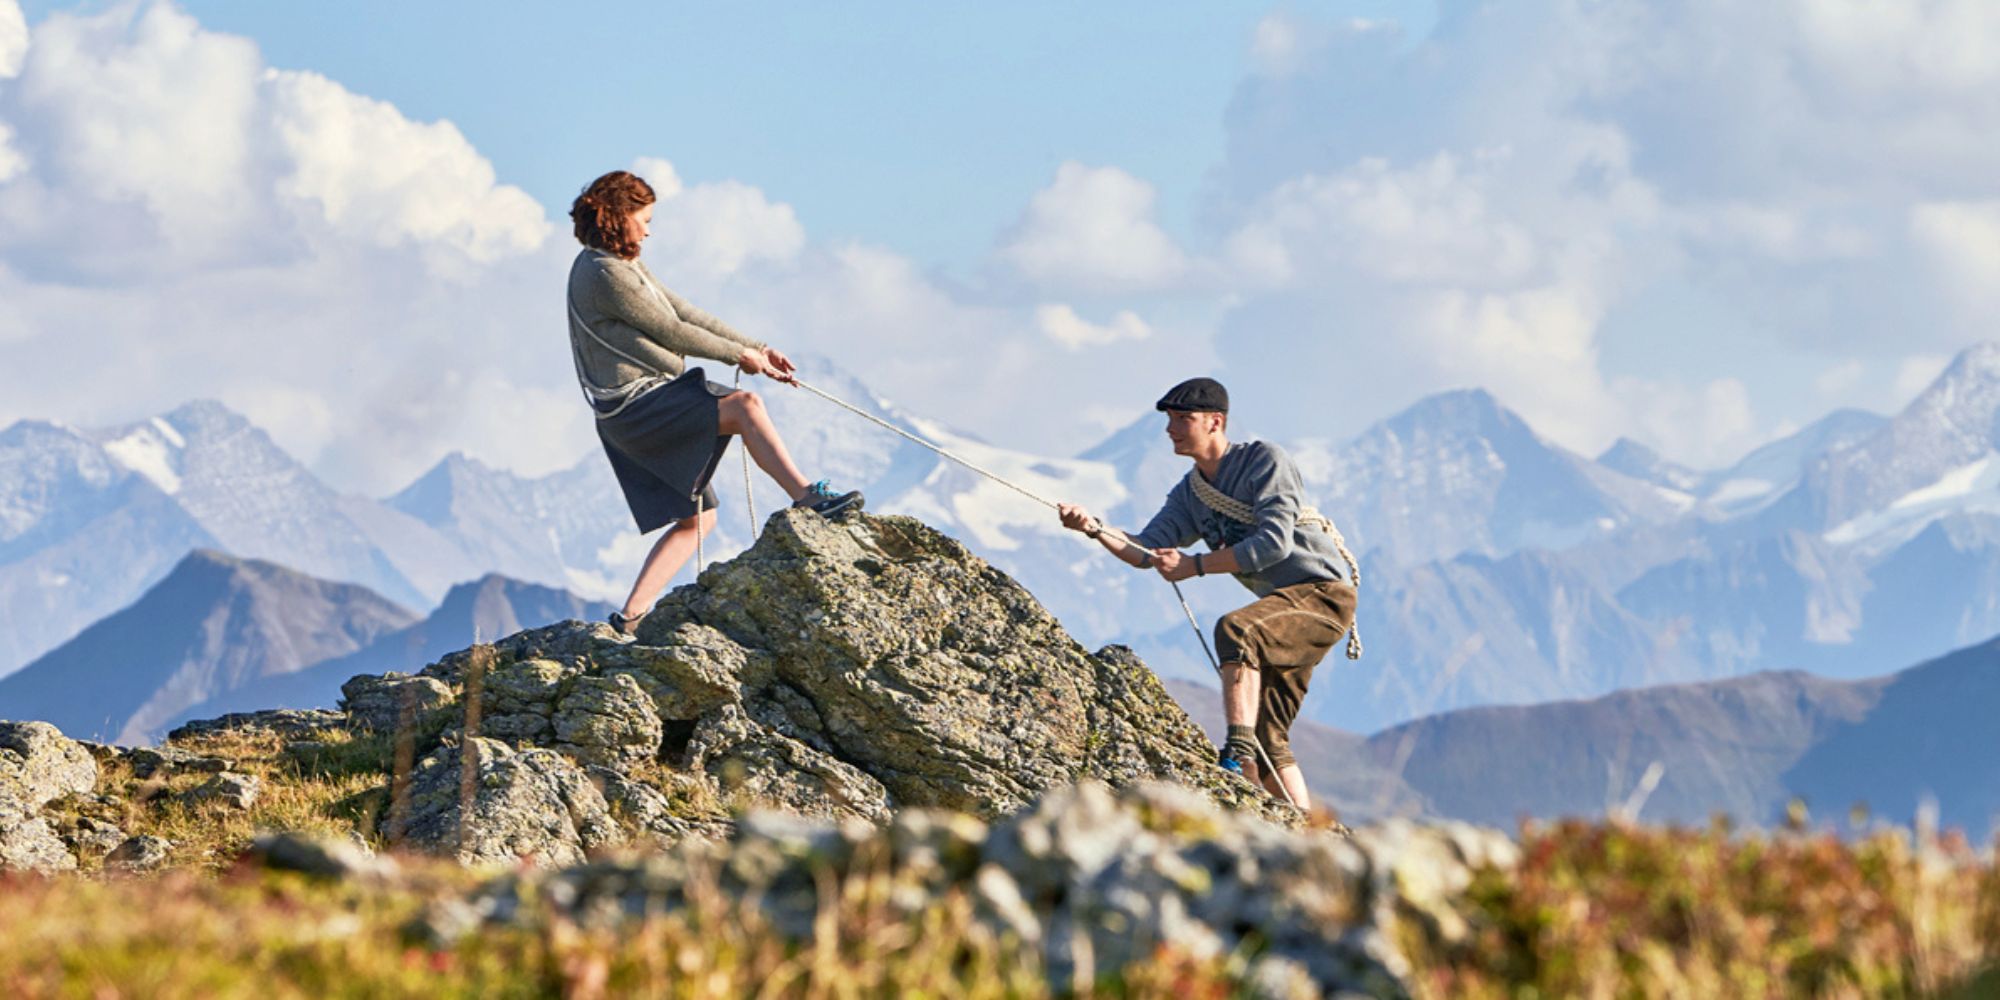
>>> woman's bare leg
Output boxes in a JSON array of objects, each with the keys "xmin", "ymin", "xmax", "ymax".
[
  {"xmin": 620, "ymin": 507, "xmax": 718, "ymax": 619},
  {"xmin": 717, "ymin": 390, "xmax": 810, "ymax": 501}
]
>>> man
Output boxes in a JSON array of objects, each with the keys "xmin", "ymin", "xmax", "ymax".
[{"xmin": 1058, "ymin": 377, "xmax": 1360, "ymax": 810}]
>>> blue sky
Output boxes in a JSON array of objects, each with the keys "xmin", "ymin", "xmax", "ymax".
[
  {"xmin": 1, "ymin": 1, "xmax": 1994, "ymax": 494},
  {"xmin": 29, "ymin": 1, "xmax": 1436, "ymax": 266}
]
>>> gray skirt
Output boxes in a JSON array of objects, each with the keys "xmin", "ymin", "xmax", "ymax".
[{"xmin": 595, "ymin": 367, "xmax": 734, "ymax": 533}]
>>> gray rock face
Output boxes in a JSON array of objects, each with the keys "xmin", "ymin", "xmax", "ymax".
[
  {"xmin": 182, "ymin": 771, "xmax": 262, "ymax": 810},
  {"xmin": 0, "ymin": 720, "xmax": 97, "ymax": 809},
  {"xmin": 0, "ymin": 796, "xmax": 76, "ymax": 873},
  {"xmin": 402, "ymin": 511, "xmax": 1283, "ymax": 829},
  {"xmin": 168, "ymin": 708, "xmax": 347, "ymax": 741},
  {"xmin": 125, "ymin": 745, "xmax": 232, "ymax": 779},
  {"xmin": 340, "ymin": 673, "xmax": 454, "ymax": 732},
  {"xmin": 552, "ymin": 673, "xmax": 663, "ymax": 769},
  {"xmin": 248, "ymin": 831, "xmax": 399, "ymax": 882},
  {"xmin": 430, "ymin": 781, "xmax": 1517, "ymax": 998},
  {"xmin": 396, "ymin": 738, "xmax": 619, "ymax": 866},
  {"xmin": 60, "ymin": 816, "xmax": 127, "ymax": 857},
  {"xmin": 106, "ymin": 835, "xmax": 173, "ymax": 872}
]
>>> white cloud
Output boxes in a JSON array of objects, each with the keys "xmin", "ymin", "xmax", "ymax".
[
  {"xmin": 1609, "ymin": 376, "xmax": 1759, "ymax": 470},
  {"xmin": 1894, "ymin": 354, "xmax": 1951, "ymax": 404},
  {"xmin": 629, "ymin": 157, "xmax": 684, "ymax": 199},
  {"xmin": 997, "ymin": 162, "xmax": 1187, "ymax": 294},
  {"xmin": 0, "ymin": 1, "xmax": 564, "ymax": 493},
  {"xmin": 1035, "ymin": 304, "xmax": 1153, "ymax": 350},
  {"xmin": 1225, "ymin": 152, "xmax": 1540, "ymax": 289},
  {"xmin": 268, "ymin": 69, "xmax": 550, "ymax": 264},
  {"xmin": 1910, "ymin": 200, "xmax": 2000, "ymax": 315},
  {"xmin": 1815, "ymin": 360, "xmax": 1867, "ymax": 399},
  {"xmin": 1204, "ymin": 0, "xmax": 2000, "ymax": 466},
  {"xmin": 623, "ymin": 156, "xmax": 803, "ymax": 284},
  {"xmin": 0, "ymin": 0, "xmax": 24, "ymax": 79}
]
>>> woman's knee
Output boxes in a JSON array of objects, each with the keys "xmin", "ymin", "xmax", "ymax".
[{"xmin": 717, "ymin": 390, "xmax": 766, "ymax": 434}]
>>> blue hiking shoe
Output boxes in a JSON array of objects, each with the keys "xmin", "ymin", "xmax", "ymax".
[
  {"xmin": 793, "ymin": 479, "xmax": 864, "ymax": 519},
  {"xmin": 1219, "ymin": 744, "xmax": 1262, "ymax": 786}
]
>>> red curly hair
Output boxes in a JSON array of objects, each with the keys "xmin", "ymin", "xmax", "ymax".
[{"xmin": 571, "ymin": 171, "xmax": 656, "ymax": 259}]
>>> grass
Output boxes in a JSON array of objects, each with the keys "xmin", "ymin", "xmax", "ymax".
[
  {"xmin": 1421, "ymin": 819, "xmax": 2000, "ymax": 999},
  {"xmin": 7, "ymin": 809, "xmax": 1997, "ymax": 996}
]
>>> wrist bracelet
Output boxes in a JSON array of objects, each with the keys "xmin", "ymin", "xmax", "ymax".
[{"xmin": 1194, "ymin": 552, "xmax": 1206, "ymax": 577}]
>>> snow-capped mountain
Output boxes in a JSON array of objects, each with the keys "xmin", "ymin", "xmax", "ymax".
[
  {"xmin": 1297, "ymin": 389, "xmax": 1691, "ymax": 571},
  {"xmin": 13, "ymin": 342, "xmax": 2000, "ymax": 733},
  {"xmin": 0, "ymin": 402, "xmax": 454, "ymax": 677},
  {"xmin": 0, "ymin": 550, "xmax": 417, "ymax": 743}
]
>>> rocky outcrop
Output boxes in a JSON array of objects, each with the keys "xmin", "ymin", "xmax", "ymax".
[
  {"xmin": 396, "ymin": 510, "xmax": 1282, "ymax": 845},
  {"xmin": 0, "ymin": 721, "xmax": 97, "ymax": 809},
  {"xmin": 395, "ymin": 738, "xmax": 620, "ymax": 866},
  {"xmin": 422, "ymin": 781, "xmax": 1519, "ymax": 998},
  {"xmin": 0, "ymin": 721, "xmax": 99, "ymax": 873}
]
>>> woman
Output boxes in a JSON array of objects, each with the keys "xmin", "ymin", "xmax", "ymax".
[{"xmin": 567, "ymin": 170, "xmax": 862, "ymax": 635}]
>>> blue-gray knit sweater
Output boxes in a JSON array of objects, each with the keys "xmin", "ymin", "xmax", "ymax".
[{"xmin": 1132, "ymin": 440, "xmax": 1348, "ymax": 597}]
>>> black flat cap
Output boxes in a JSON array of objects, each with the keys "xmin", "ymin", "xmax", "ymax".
[{"xmin": 1156, "ymin": 377, "xmax": 1229, "ymax": 413}]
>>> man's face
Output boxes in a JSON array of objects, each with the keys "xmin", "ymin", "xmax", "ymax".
[{"xmin": 1164, "ymin": 409, "xmax": 1225, "ymax": 455}]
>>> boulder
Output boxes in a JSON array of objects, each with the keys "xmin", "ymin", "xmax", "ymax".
[
  {"xmin": 477, "ymin": 658, "xmax": 574, "ymax": 743},
  {"xmin": 248, "ymin": 831, "xmax": 399, "ymax": 882},
  {"xmin": 340, "ymin": 674, "xmax": 454, "ymax": 733},
  {"xmin": 386, "ymin": 512, "xmax": 1284, "ymax": 829},
  {"xmin": 395, "ymin": 738, "xmax": 619, "ymax": 866},
  {"xmin": 552, "ymin": 673, "xmax": 663, "ymax": 769},
  {"xmin": 182, "ymin": 771, "xmax": 262, "ymax": 811},
  {"xmin": 59, "ymin": 816, "xmax": 127, "ymax": 857},
  {"xmin": 0, "ymin": 795, "xmax": 76, "ymax": 873},
  {"xmin": 0, "ymin": 720, "xmax": 97, "ymax": 809},
  {"xmin": 168, "ymin": 709, "xmax": 346, "ymax": 741},
  {"xmin": 429, "ymin": 780, "xmax": 1517, "ymax": 997},
  {"xmin": 687, "ymin": 704, "xmax": 892, "ymax": 823},
  {"xmin": 126, "ymin": 746, "xmax": 233, "ymax": 779},
  {"xmin": 105, "ymin": 835, "xmax": 173, "ymax": 872}
]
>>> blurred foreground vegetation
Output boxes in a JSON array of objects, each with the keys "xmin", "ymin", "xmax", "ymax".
[{"xmin": 3, "ymin": 808, "xmax": 1996, "ymax": 999}]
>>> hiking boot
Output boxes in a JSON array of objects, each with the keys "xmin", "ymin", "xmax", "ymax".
[
  {"xmin": 608, "ymin": 609, "xmax": 646, "ymax": 637},
  {"xmin": 1218, "ymin": 744, "xmax": 1261, "ymax": 786},
  {"xmin": 794, "ymin": 479, "xmax": 864, "ymax": 519}
]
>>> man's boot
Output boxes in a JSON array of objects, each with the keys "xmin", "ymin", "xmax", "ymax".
[{"xmin": 1219, "ymin": 725, "xmax": 1262, "ymax": 786}]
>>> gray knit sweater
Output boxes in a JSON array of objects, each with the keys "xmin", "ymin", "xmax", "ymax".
[{"xmin": 567, "ymin": 247, "xmax": 765, "ymax": 389}]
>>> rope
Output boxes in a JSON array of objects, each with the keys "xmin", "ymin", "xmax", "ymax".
[
  {"xmin": 1185, "ymin": 471, "xmax": 1363, "ymax": 660},
  {"xmin": 788, "ymin": 378, "xmax": 1063, "ymax": 509},
  {"xmin": 782, "ymin": 373, "xmax": 1338, "ymax": 811}
]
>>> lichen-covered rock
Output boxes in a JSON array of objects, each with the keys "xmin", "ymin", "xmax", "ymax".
[
  {"xmin": 105, "ymin": 835, "xmax": 173, "ymax": 872},
  {"xmin": 125, "ymin": 745, "xmax": 232, "ymax": 779},
  {"xmin": 248, "ymin": 831, "xmax": 399, "ymax": 882},
  {"xmin": 396, "ymin": 738, "xmax": 619, "ymax": 866},
  {"xmin": 168, "ymin": 709, "xmax": 346, "ymax": 741},
  {"xmin": 59, "ymin": 816, "xmax": 127, "ymax": 857},
  {"xmin": 182, "ymin": 771, "xmax": 262, "ymax": 810},
  {"xmin": 0, "ymin": 720, "xmax": 97, "ymax": 809},
  {"xmin": 340, "ymin": 510, "xmax": 1288, "ymax": 847},
  {"xmin": 588, "ymin": 765, "xmax": 721, "ymax": 845},
  {"xmin": 340, "ymin": 673, "xmax": 455, "ymax": 732},
  {"xmin": 688, "ymin": 704, "xmax": 892, "ymax": 823},
  {"xmin": 637, "ymin": 512, "xmax": 1280, "ymax": 820},
  {"xmin": 0, "ymin": 794, "xmax": 76, "ymax": 872},
  {"xmin": 478, "ymin": 658, "xmax": 574, "ymax": 743},
  {"xmin": 553, "ymin": 673, "xmax": 663, "ymax": 769},
  {"xmin": 435, "ymin": 781, "xmax": 1515, "ymax": 998}
]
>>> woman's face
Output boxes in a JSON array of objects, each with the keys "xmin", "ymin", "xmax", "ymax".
[{"xmin": 628, "ymin": 203, "xmax": 655, "ymax": 248}]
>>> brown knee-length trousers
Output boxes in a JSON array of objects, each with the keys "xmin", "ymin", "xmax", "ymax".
[{"xmin": 1212, "ymin": 578, "xmax": 1357, "ymax": 769}]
